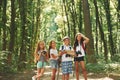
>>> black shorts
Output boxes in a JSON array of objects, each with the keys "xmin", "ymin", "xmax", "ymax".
[{"xmin": 74, "ymin": 56, "xmax": 84, "ymax": 62}]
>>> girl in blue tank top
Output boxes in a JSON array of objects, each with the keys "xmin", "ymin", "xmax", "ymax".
[{"xmin": 32, "ymin": 41, "xmax": 48, "ymax": 80}]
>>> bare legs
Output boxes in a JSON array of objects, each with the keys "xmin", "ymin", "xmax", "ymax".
[
  {"xmin": 62, "ymin": 74, "xmax": 69, "ymax": 80},
  {"xmin": 75, "ymin": 62, "xmax": 79, "ymax": 80},
  {"xmin": 75, "ymin": 61, "xmax": 87, "ymax": 80},
  {"xmin": 33, "ymin": 68, "xmax": 45, "ymax": 80},
  {"xmin": 51, "ymin": 68, "xmax": 57, "ymax": 80}
]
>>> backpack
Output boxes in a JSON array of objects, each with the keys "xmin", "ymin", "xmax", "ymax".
[
  {"xmin": 81, "ymin": 43, "xmax": 86, "ymax": 54},
  {"xmin": 61, "ymin": 45, "xmax": 72, "ymax": 51},
  {"xmin": 58, "ymin": 45, "xmax": 72, "ymax": 66},
  {"xmin": 61, "ymin": 45, "xmax": 72, "ymax": 57}
]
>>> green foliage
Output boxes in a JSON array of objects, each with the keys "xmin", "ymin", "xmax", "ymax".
[
  {"xmin": 105, "ymin": 63, "xmax": 120, "ymax": 73},
  {"xmin": 0, "ymin": 0, "xmax": 119, "ymax": 73},
  {"xmin": 112, "ymin": 54, "xmax": 120, "ymax": 62},
  {"xmin": 86, "ymin": 62, "xmax": 120, "ymax": 74},
  {"xmin": 0, "ymin": 51, "xmax": 17, "ymax": 73},
  {"xmin": 86, "ymin": 53, "xmax": 120, "ymax": 73},
  {"xmin": 86, "ymin": 63, "xmax": 105, "ymax": 73}
]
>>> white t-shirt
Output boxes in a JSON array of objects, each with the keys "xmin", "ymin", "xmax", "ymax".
[
  {"xmin": 59, "ymin": 45, "xmax": 73, "ymax": 62},
  {"xmin": 50, "ymin": 49, "xmax": 58, "ymax": 60},
  {"xmin": 76, "ymin": 43, "xmax": 85, "ymax": 57}
]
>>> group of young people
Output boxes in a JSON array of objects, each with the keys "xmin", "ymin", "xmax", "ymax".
[{"xmin": 32, "ymin": 33, "xmax": 89, "ymax": 80}]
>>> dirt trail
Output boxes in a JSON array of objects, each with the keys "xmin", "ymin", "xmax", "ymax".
[{"xmin": 0, "ymin": 66, "xmax": 120, "ymax": 80}]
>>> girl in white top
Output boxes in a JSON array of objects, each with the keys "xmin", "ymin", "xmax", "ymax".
[
  {"xmin": 48, "ymin": 40, "xmax": 58, "ymax": 80},
  {"xmin": 59, "ymin": 36, "xmax": 74, "ymax": 80},
  {"xmin": 73, "ymin": 33, "xmax": 89, "ymax": 80}
]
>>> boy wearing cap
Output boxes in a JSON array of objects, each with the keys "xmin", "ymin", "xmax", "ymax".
[{"xmin": 59, "ymin": 36, "xmax": 75, "ymax": 80}]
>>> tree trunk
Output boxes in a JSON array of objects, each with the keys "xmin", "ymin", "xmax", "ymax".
[
  {"xmin": 34, "ymin": 0, "xmax": 41, "ymax": 43},
  {"xmin": 94, "ymin": 0, "xmax": 108, "ymax": 62},
  {"xmin": 0, "ymin": 0, "xmax": 2, "ymax": 8},
  {"xmin": 78, "ymin": 0, "xmax": 83, "ymax": 32},
  {"xmin": 2, "ymin": 0, "xmax": 7, "ymax": 51},
  {"xmin": 18, "ymin": 0, "xmax": 27, "ymax": 70},
  {"xmin": 117, "ymin": 0, "xmax": 120, "ymax": 54},
  {"xmin": 0, "ymin": 0, "xmax": 2, "ymax": 16},
  {"xmin": 69, "ymin": 0, "xmax": 76, "ymax": 44},
  {"xmin": 103, "ymin": 0, "xmax": 115, "ymax": 59},
  {"xmin": 0, "ymin": 0, "xmax": 2, "ymax": 49},
  {"xmin": 7, "ymin": 0, "xmax": 16, "ymax": 64},
  {"xmin": 82, "ymin": 0, "xmax": 96, "ymax": 63},
  {"xmin": 63, "ymin": 0, "xmax": 70, "ymax": 37},
  {"xmin": 71, "ymin": 0, "xmax": 76, "ymax": 38},
  {"xmin": 117, "ymin": 0, "xmax": 120, "ymax": 29},
  {"xmin": 95, "ymin": 14, "xmax": 98, "ymax": 55},
  {"xmin": 27, "ymin": 0, "xmax": 34, "ymax": 65}
]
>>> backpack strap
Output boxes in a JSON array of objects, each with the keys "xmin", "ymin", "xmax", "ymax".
[
  {"xmin": 69, "ymin": 46, "xmax": 71, "ymax": 50},
  {"xmin": 61, "ymin": 45, "xmax": 64, "ymax": 50},
  {"xmin": 61, "ymin": 45, "xmax": 71, "ymax": 50},
  {"xmin": 61, "ymin": 45, "xmax": 72, "ymax": 57},
  {"xmin": 81, "ymin": 43, "xmax": 85, "ymax": 50},
  {"xmin": 82, "ymin": 43, "xmax": 87, "ymax": 54}
]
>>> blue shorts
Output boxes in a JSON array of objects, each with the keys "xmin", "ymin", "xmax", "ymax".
[
  {"xmin": 50, "ymin": 60, "xmax": 58, "ymax": 69},
  {"xmin": 37, "ymin": 61, "xmax": 46, "ymax": 68},
  {"xmin": 61, "ymin": 61, "xmax": 73, "ymax": 74}
]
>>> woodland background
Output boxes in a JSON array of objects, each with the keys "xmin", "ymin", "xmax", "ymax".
[{"xmin": 0, "ymin": 0, "xmax": 120, "ymax": 79}]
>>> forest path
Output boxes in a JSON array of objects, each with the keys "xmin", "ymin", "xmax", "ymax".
[{"xmin": 0, "ymin": 66, "xmax": 120, "ymax": 80}]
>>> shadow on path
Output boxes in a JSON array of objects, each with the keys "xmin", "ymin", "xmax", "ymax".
[{"xmin": 0, "ymin": 66, "xmax": 120, "ymax": 80}]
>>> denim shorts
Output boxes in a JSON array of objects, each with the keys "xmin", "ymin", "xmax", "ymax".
[
  {"xmin": 61, "ymin": 61, "xmax": 73, "ymax": 74},
  {"xmin": 50, "ymin": 60, "xmax": 58, "ymax": 69},
  {"xmin": 37, "ymin": 61, "xmax": 46, "ymax": 68}
]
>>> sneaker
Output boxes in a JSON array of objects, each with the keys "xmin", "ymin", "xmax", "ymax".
[{"xmin": 32, "ymin": 76, "xmax": 36, "ymax": 80}]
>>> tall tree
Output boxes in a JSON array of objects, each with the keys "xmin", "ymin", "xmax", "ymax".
[
  {"xmin": 103, "ymin": 0, "xmax": 115, "ymax": 58},
  {"xmin": 63, "ymin": 0, "xmax": 70, "ymax": 37},
  {"xmin": 117, "ymin": 0, "xmax": 120, "ymax": 54},
  {"xmin": 78, "ymin": 0, "xmax": 83, "ymax": 32},
  {"xmin": 0, "ymin": 0, "xmax": 2, "ymax": 49},
  {"xmin": 71, "ymin": 0, "xmax": 77, "ymax": 38},
  {"xmin": 27, "ymin": 0, "xmax": 35, "ymax": 65},
  {"xmin": 33, "ymin": 0, "xmax": 41, "ymax": 44},
  {"xmin": 0, "ymin": 0, "xmax": 2, "ymax": 10},
  {"xmin": 18, "ymin": 0, "xmax": 27, "ymax": 70},
  {"xmin": 7, "ymin": 0, "xmax": 16, "ymax": 64},
  {"xmin": 93, "ymin": 0, "xmax": 108, "ymax": 61},
  {"xmin": 82, "ymin": 0, "xmax": 96, "ymax": 63},
  {"xmin": 2, "ymin": 0, "xmax": 7, "ymax": 50},
  {"xmin": 117, "ymin": 0, "xmax": 120, "ymax": 30}
]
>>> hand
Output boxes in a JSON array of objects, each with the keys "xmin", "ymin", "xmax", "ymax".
[
  {"xmin": 74, "ymin": 54, "xmax": 77, "ymax": 57},
  {"xmin": 41, "ymin": 53, "xmax": 45, "ymax": 56},
  {"xmin": 63, "ymin": 50, "xmax": 67, "ymax": 54},
  {"xmin": 59, "ymin": 51, "xmax": 65, "ymax": 56},
  {"xmin": 80, "ymin": 33, "xmax": 85, "ymax": 38}
]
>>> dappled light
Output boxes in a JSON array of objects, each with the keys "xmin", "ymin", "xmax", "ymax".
[{"xmin": 0, "ymin": 0, "xmax": 120, "ymax": 80}]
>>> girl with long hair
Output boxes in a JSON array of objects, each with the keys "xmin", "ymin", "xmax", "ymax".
[
  {"xmin": 48, "ymin": 40, "xmax": 58, "ymax": 80},
  {"xmin": 32, "ymin": 41, "xmax": 48, "ymax": 80},
  {"xmin": 73, "ymin": 33, "xmax": 89, "ymax": 80}
]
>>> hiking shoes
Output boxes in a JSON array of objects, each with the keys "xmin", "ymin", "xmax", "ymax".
[{"xmin": 32, "ymin": 76, "xmax": 36, "ymax": 80}]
